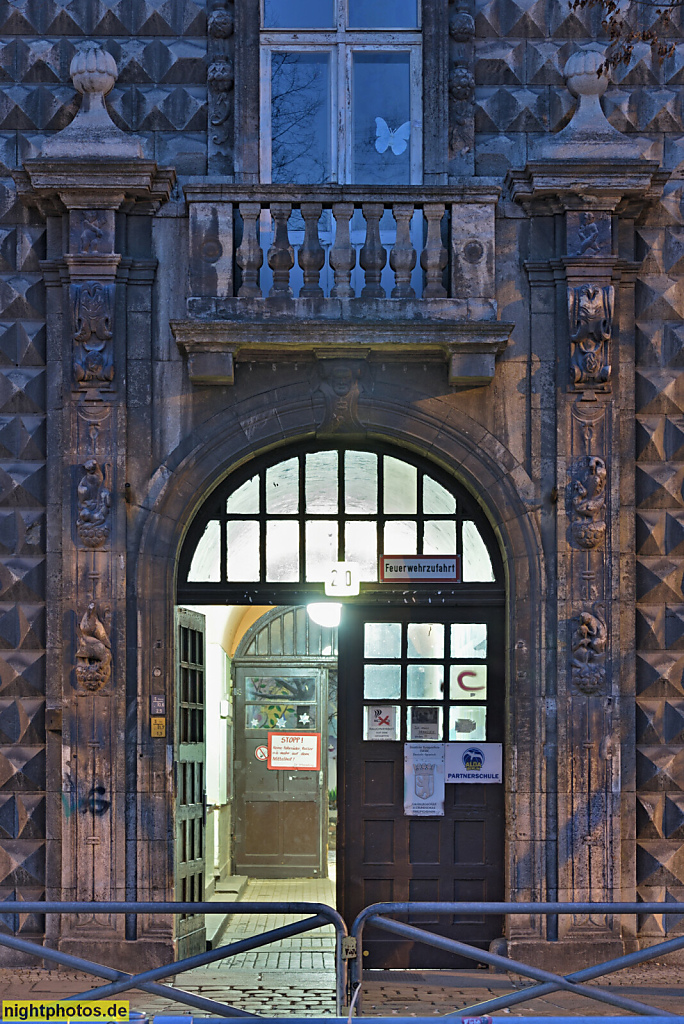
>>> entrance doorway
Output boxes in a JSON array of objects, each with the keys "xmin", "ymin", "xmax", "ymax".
[{"xmin": 176, "ymin": 443, "xmax": 506, "ymax": 967}]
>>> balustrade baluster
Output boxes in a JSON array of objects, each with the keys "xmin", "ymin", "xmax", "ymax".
[
  {"xmin": 330, "ymin": 203, "xmax": 356, "ymax": 298},
  {"xmin": 420, "ymin": 203, "xmax": 448, "ymax": 298},
  {"xmin": 267, "ymin": 202, "xmax": 294, "ymax": 297},
  {"xmin": 390, "ymin": 203, "xmax": 416, "ymax": 298},
  {"xmin": 360, "ymin": 202, "xmax": 387, "ymax": 299},
  {"xmin": 298, "ymin": 202, "xmax": 324, "ymax": 298},
  {"xmin": 236, "ymin": 202, "xmax": 263, "ymax": 298}
]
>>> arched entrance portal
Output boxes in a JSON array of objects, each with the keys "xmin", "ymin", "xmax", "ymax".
[{"xmin": 176, "ymin": 442, "xmax": 506, "ymax": 968}]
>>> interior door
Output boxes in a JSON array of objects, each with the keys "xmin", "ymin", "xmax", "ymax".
[
  {"xmin": 234, "ymin": 665, "xmax": 327, "ymax": 877},
  {"xmin": 174, "ymin": 607, "xmax": 206, "ymax": 958},
  {"xmin": 338, "ymin": 604, "xmax": 505, "ymax": 968}
]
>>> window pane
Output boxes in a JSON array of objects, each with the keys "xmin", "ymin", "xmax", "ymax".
[
  {"xmin": 408, "ymin": 706, "xmax": 443, "ymax": 741},
  {"xmin": 345, "ymin": 451, "xmax": 377, "ymax": 512},
  {"xmin": 407, "ymin": 623, "xmax": 444, "ymax": 659},
  {"xmin": 462, "ymin": 521, "xmax": 495, "ymax": 582},
  {"xmin": 246, "ymin": 676, "xmax": 317, "ymax": 700},
  {"xmin": 424, "ymin": 520, "xmax": 457, "ymax": 555},
  {"xmin": 272, "ymin": 53, "xmax": 331, "ymax": 184},
  {"xmin": 266, "ymin": 457, "xmax": 299, "ymax": 513},
  {"xmin": 450, "ymin": 663, "xmax": 487, "ymax": 699},
  {"xmin": 345, "ymin": 520, "xmax": 377, "ymax": 581},
  {"xmin": 348, "ymin": 0, "xmax": 418, "ymax": 28},
  {"xmin": 407, "ymin": 664, "xmax": 444, "ymax": 699},
  {"xmin": 188, "ymin": 520, "xmax": 220, "ymax": 582},
  {"xmin": 451, "ymin": 623, "xmax": 487, "ymax": 659},
  {"xmin": 227, "ymin": 521, "xmax": 260, "ymax": 581},
  {"xmin": 305, "ymin": 519, "xmax": 338, "ymax": 581},
  {"xmin": 384, "ymin": 520, "xmax": 417, "ymax": 554},
  {"xmin": 449, "ymin": 706, "xmax": 487, "ymax": 741},
  {"xmin": 383, "ymin": 456, "xmax": 416, "ymax": 513},
  {"xmin": 423, "ymin": 475, "xmax": 456, "ymax": 514},
  {"xmin": 364, "ymin": 621, "xmax": 401, "ymax": 658},
  {"xmin": 306, "ymin": 451, "xmax": 338, "ymax": 513},
  {"xmin": 266, "ymin": 520, "xmax": 300, "ymax": 580},
  {"xmin": 364, "ymin": 664, "xmax": 401, "ymax": 699},
  {"xmin": 264, "ymin": 0, "xmax": 334, "ymax": 27},
  {"xmin": 226, "ymin": 475, "xmax": 259, "ymax": 514},
  {"xmin": 353, "ymin": 53, "xmax": 411, "ymax": 186},
  {"xmin": 247, "ymin": 704, "xmax": 316, "ymax": 729}
]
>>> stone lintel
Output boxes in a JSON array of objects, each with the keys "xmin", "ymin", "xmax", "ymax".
[
  {"xmin": 14, "ymin": 160, "xmax": 175, "ymax": 212},
  {"xmin": 507, "ymin": 161, "xmax": 666, "ymax": 215},
  {"xmin": 182, "ymin": 179, "xmax": 502, "ymax": 207},
  {"xmin": 171, "ymin": 317, "xmax": 512, "ymax": 388}
]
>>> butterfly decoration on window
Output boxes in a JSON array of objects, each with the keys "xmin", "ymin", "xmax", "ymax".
[{"xmin": 374, "ymin": 117, "xmax": 411, "ymax": 156}]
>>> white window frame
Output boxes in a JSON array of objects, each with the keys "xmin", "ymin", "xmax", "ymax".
[{"xmin": 259, "ymin": 1, "xmax": 422, "ymax": 185}]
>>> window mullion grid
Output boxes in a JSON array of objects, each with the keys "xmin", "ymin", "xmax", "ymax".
[
  {"xmin": 417, "ymin": 470, "xmax": 424, "ymax": 555},
  {"xmin": 259, "ymin": 470, "xmax": 267, "ymax": 582},
  {"xmin": 299, "ymin": 453, "xmax": 306, "ymax": 584},
  {"xmin": 338, "ymin": 448, "xmax": 345, "ymax": 562},
  {"xmin": 377, "ymin": 454, "xmax": 384, "ymax": 561}
]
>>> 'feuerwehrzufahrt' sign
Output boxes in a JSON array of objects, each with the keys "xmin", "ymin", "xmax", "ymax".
[{"xmin": 380, "ymin": 555, "xmax": 461, "ymax": 582}]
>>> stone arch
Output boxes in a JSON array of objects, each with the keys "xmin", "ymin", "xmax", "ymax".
[{"xmin": 133, "ymin": 392, "xmax": 546, "ymax": 917}]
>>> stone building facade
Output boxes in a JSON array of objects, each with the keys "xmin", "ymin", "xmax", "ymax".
[{"xmin": 0, "ymin": 0, "xmax": 682, "ymax": 971}]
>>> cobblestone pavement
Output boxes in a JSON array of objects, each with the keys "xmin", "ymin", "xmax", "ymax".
[{"xmin": 1, "ymin": 871, "xmax": 684, "ymax": 1017}]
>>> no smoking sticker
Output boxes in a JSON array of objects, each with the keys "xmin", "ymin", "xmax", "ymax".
[{"xmin": 255, "ymin": 745, "xmax": 268, "ymax": 761}]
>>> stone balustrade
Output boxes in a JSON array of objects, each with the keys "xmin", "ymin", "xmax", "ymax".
[{"xmin": 184, "ymin": 183, "xmax": 499, "ymax": 308}]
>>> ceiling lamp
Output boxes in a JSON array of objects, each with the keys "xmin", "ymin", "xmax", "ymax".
[{"xmin": 307, "ymin": 603, "xmax": 342, "ymax": 628}]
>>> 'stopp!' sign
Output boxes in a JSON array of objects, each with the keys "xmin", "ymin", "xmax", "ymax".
[
  {"xmin": 267, "ymin": 732, "xmax": 321, "ymax": 771},
  {"xmin": 380, "ymin": 555, "xmax": 461, "ymax": 582}
]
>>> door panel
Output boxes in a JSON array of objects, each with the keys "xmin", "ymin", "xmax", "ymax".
[
  {"xmin": 338, "ymin": 604, "xmax": 504, "ymax": 968},
  {"xmin": 175, "ymin": 608, "xmax": 206, "ymax": 959},
  {"xmin": 235, "ymin": 665, "xmax": 327, "ymax": 877}
]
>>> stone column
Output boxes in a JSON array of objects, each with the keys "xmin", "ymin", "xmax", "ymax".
[
  {"xmin": 508, "ymin": 43, "xmax": 664, "ymax": 964},
  {"xmin": 14, "ymin": 44, "xmax": 173, "ymax": 965}
]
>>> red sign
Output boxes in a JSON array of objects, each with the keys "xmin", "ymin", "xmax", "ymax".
[
  {"xmin": 267, "ymin": 732, "xmax": 321, "ymax": 771},
  {"xmin": 254, "ymin": 745, "xmax": 268, "ymax": 761}
]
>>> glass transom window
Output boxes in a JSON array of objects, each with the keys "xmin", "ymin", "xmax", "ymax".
[
  {"xmin": 260, "ymin": 0, "xmax": 422, "ymax": 184},
  {"xmin": 180, "ymin": 448, "xmax": 498, "ymax": 590}
]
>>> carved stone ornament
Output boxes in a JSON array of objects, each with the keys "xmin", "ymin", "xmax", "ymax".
[
  {"xmin": 571, "ymin": 455, "xmax": 607, "ymax": 549},
  {"xmin": 570, "ymin": 604, "xmax": 607, "ymax": 695},
  {"xmin": 72, "ymin": 281, "xmax": 115, "ymax": 385},
  {"xmin": 75, "ymin": 600, "xmax": 112, "ymax": 692},
  {"xmin": 568, "ymin": 283, "xmax": 613, "ymax": 388},
  {"xmin": 76, "ymin": 460, "xmax": 111, "ymax": 548},
  {"xmin": 208, "ymin": 59, "xmax": 234, "ymax": 146},
  {"xmin": 316, "ymin": 360, "xmax": 369, "ymax": 433},
  {"xmin": 449, "ymin": 66, "xmax": 475, "ymax": 127},
  {"xmin": 449, "ymin": 10, "xmax": 475, "ymax": 41}
]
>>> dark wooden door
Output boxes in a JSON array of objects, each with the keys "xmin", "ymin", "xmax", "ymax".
[
  {"xmin": 337, "ymin": 604, "xmax": 505, "ymax": 968},
  {"xmin": 234, "ymin": 665, "xmax": 327, "ymax": 877}
]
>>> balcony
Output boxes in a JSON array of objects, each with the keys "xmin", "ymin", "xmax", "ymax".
[{"xmin": 171, "ymin": 183, "xmax": 513, "ymax": 388}]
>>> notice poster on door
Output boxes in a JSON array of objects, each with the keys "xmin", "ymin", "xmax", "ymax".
[
  {"xmin": 267, "ymin": 732, "xmax": 321, "ymax": 771},
  {"xmin": 365, "ymin": 705, "xmax": 398, "ymax": 740},
  {"xmin": 404, "ymin": 742, "xmax": 445, "ymax": 816},
  {"xmin": 445, "ymin": 742, "xmax": 502, "ymax": 783}
]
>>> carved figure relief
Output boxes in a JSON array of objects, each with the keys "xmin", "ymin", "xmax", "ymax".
[
  {"xmin": 76, "ymin": 460, "xmax": 111, "ymax": 548},
  {"xmin": 75, "ymin": 600, "xmax": 111, "ymax": 692},
  {"xmin": 72, "ymin": 281, "xmax": 114, "ymax": 384},
  {"xmin": 570, "ymin": 604, "xmax": 607, "ymax": 695},
  {"xmin": 573, "ymin": 212, "xmax": 600, "ymax": 256},
  {"xmin": 316, "ymin": 361, "xmax": 368, "ymax": 433},
  {"xmin": 79, "ymin": 211, "xmax": 108, "ymax": 254},
  {"xmin": 571, "ymin": 456, "xmax": 607, "ymax": 549},
  {"xmin": 568, "ymin": 283, "xmax": 613, "ymax": 387}
]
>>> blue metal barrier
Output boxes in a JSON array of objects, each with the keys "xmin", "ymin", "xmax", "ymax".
[
  {"xmin": 0, "ymin": 901, "xmax": 346, "ymax": 1018},
  {"xmin": 350, "ymin": 902, "xmax": 684, "ymax": 1018}
]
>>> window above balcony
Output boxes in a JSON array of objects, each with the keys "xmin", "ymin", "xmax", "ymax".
[{"xmin": 260, "ymin": 0, "xmax": 422, "ymax": 184}]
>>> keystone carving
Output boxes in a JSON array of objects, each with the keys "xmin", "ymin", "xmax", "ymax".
[
  {"xmin": 72, "ymin": 281, "xmax": 114, "ymax": 385},
  {"xmin": 571, "ymin": 456, "xmax": 607, "ymax": 549},
  {"xmin": 76, "ymin": 460, "xmax": 111, "ymax": 548},
  {"xmin": 75, "ymin": 601, "xmax": 111, "ymax": 692},
  {"xmin": 568, "ymin": 283, "xmax": 613, "ymax": 388},
  {"xmin": 316, "ymin": 360, "xmax": 368, "ymax": 433},
  {"xmin": 570, "ymin": 604, "xmax": 607, "ymax": 695}
]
